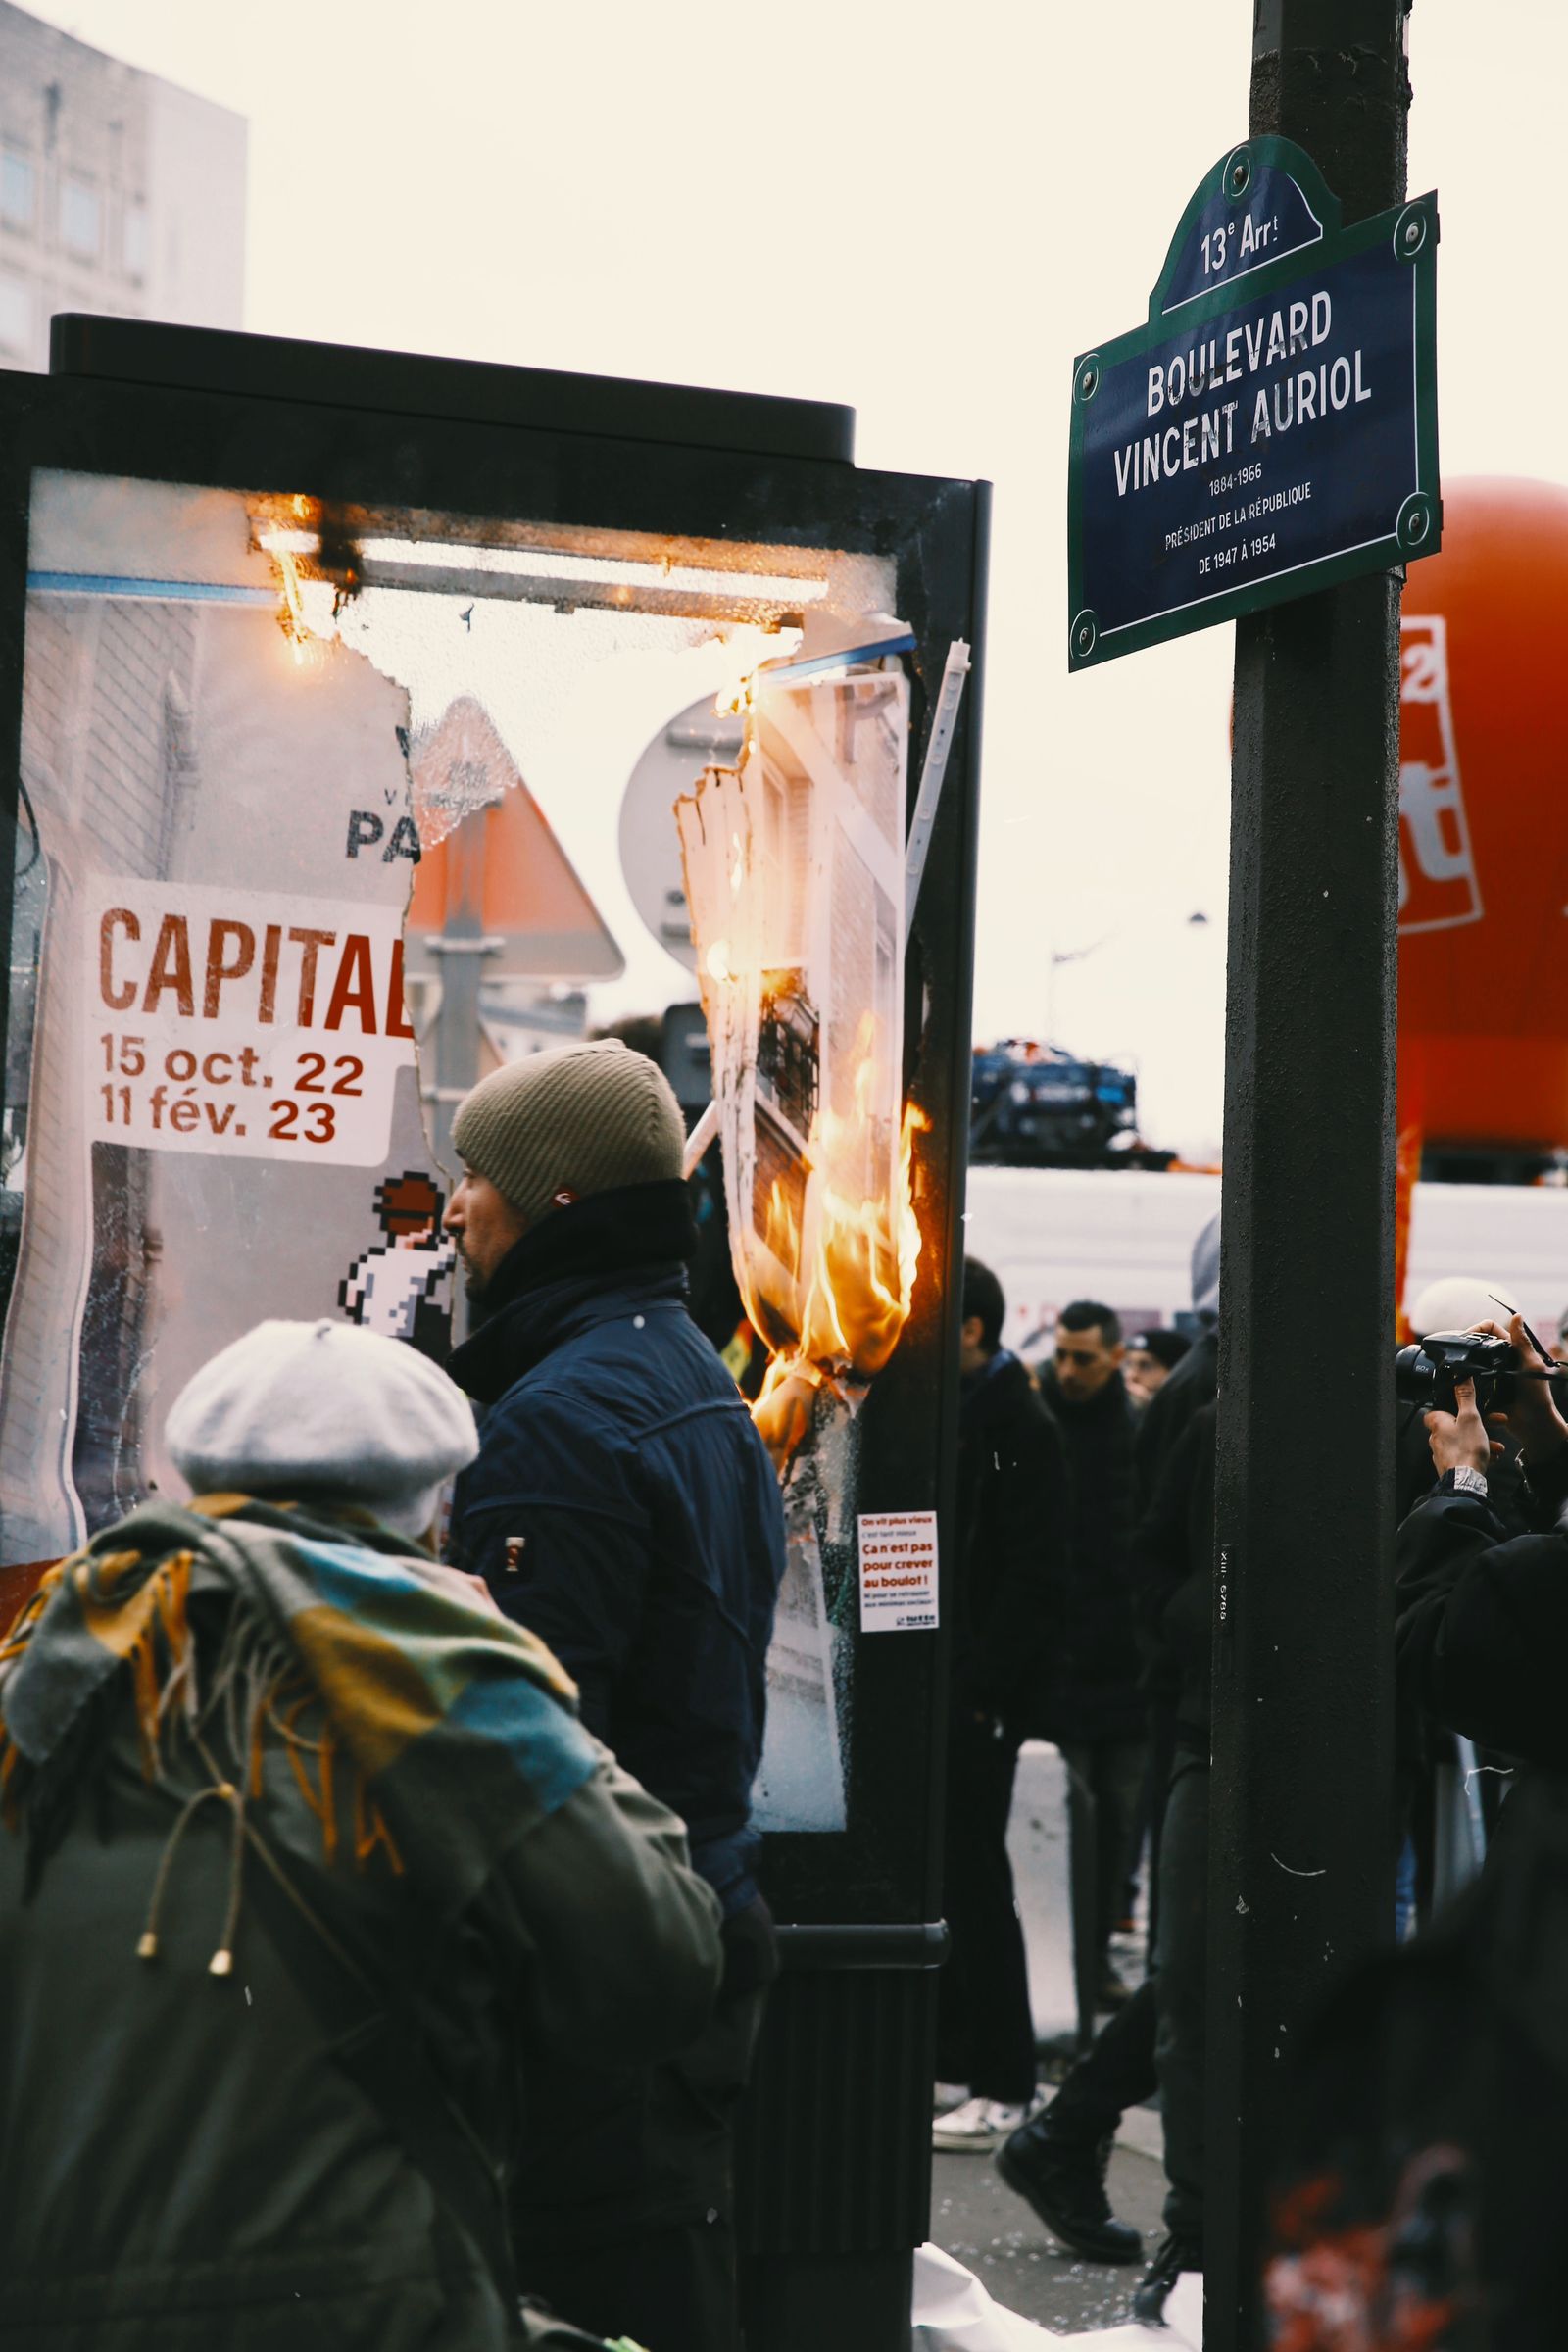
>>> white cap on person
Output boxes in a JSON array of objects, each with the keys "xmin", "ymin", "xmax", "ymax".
[
  {"xmin": 166, "ymin": 1318, "xmax": 477, "ymax": 1539},
  {"xmin": 1407, "ymin": 1276, "xmax": 1517, "ymax": 1341}
]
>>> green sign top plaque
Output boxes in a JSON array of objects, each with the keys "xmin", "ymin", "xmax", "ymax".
[{"xmin": 1067, "ymin": 137, "xmax": 1440, "ymax": 670}]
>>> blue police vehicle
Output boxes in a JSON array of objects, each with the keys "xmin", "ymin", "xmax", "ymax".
[{"xmin": 969, "ymin": 1039, "xmax": 1173, "ymax": 1169}]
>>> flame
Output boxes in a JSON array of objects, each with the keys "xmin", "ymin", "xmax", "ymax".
[
  {"xmin": 710, "ymin": 623, "xmax": 788, "ymax": 718},
  {"xmin": 256, "ymin": 520, "xmax": 320, "ymax": 668},
  {"xmin": 676, "ymin": 738, "xmax": 921, "ymax": 1468},
  {"xmin": 274, "ymin": 543, "xmax": 311, "ymax": 665},
  {"xmin": 256, "ymin": 507, "xmax": 327, "ymax": 669},
  {"xmin": 751, "ymin": 1083, "xmax": 929, "ymax": 1463}
]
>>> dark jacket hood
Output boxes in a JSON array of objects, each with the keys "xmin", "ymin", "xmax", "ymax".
[{"xmin": 960, "ymin": 1345, "xmax": 1032, "ymax": 1416}]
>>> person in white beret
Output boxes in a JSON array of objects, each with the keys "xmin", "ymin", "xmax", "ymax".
[{"xmin": 0, "ymin": 1317, "xmax": 722, "ymax": 2352}]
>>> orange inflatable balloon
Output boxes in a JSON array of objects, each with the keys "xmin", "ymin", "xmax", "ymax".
[{"xmin": 1397, "ymin": 478, "xmax": 1568, "ymax": 1154}]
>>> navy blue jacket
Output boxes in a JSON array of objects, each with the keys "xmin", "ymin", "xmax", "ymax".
[{"xmin": 448, "ymin": 1222, "xmax": 785, "ymax": 1921}]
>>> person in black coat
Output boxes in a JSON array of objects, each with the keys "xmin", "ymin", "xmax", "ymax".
[
  {"xmin": 1256, "ymin": 1314, "xmax": 1568, "ymax": 2349},
  {"xmin": 1037, "ymin": 1301, "xmax": 1148, "ymax": 2013},
  {"xmin": 1396, "ymin": 1310, "xmax": 1568, "ymax": 1765},
  {"xmin": 933, "ymin": 1257, "xmax": 1072, "ymax": 2152},
  {"xmin": 1124, "ymin": 1400, "xmax": 1215, "ymax": 2319},
  {"xmin": 1394, "ymin": 1281, "xmax": 1534, "ymax": 1922},
  {"xmin": 998, "ymin": 1399, "xmax": 1215, "ymax": 2283},
  {"xmin": 1130, "ymin": 1215, "xmax": 1220, "ymax": 1981},
  {"xmin": 1133, "ymin": 1211, "xmax": 1219, "ymax": 1512}
]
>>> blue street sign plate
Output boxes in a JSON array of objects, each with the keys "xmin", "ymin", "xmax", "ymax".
[{"xmin": 1067, "ymin": 139, "xmax": 1440, "ymax": 670}]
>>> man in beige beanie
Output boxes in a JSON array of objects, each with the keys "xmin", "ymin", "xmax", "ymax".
[{"xmin": 443, "ymin": 1036, "xmax": 786, "ymax": 2352}]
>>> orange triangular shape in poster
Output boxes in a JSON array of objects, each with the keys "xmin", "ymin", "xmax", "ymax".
[{"xmin": 404, "ymin": 697, "xmax": 623, "ymax": 978}]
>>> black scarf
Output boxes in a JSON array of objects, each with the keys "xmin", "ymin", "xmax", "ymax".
[
  {"xmin": 476, "ymin": 1181, "xmax": 697, "ymax": 1313},
  {"xmin": 447, "ymin": 1180, "xmax": 698, "ymax": 1406}
]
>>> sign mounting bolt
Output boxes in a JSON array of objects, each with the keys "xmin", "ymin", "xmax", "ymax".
[{"xmin": 1396, "ymin": 206, "xmax": 1429, "ymax": 258}]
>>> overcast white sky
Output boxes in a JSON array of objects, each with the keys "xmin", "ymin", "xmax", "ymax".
[{"xmin": 25, "ymin": 0, "xmax": 1567, "ymax": 1153}]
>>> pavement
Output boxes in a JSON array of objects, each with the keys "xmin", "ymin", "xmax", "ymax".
[
  {"xmin": 913, "ymin": 2246, "xmax": 1203, "ymax": 2350},
  {"xmin": 928, "ymin": 1744, "xmax": 1185, "ymax": 2341},
  {"xmin": 930, "ymin": 2134, "xmax": 1168, "ymax": 2339}
]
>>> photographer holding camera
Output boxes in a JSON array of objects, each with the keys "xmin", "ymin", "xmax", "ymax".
[
  {"xmin": 1396, "ymin": 1309, "xmax": 1568, "ymax": 1767},
  {"xmin": 1259, "ymin": 1318, "xmax": 1568, "ymax": 2346}
]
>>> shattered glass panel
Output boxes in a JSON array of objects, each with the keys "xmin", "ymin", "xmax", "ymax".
[
  {"xmin": 1, "ymin": 477, "xmax": 435, "ymax": 1561},
  {"xmin": 1, "ymin": 466, "xmax": 909, "ymax": 1836}
]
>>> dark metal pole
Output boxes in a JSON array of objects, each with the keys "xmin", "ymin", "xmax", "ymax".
[
  {"xmin": 427, "ymin": 813, "xmax": 493, "ymax": 1176},
  {"xmin": 1206, "ymin": 6, "xmax": 1410, "ymax": 2346}
]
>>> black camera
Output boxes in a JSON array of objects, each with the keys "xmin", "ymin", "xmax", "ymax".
[{"xmin": 1394, "ymin": 1328, "xmax": 1519, "ymax": 1418}]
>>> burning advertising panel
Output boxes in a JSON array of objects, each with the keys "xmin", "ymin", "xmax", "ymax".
[
  {"xmin": 0, "ymin": 334, "xmax": 988, "ymax": 2337},
  {"xmin": 678, "ymin": 629, "xmax": 924, "ymax": 1830}
]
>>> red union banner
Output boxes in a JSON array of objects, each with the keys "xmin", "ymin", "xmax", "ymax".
[
  {"xmin": 1397, "ymin": 477, "xmax": 1568, "ymax": 1156},
  {"xmin": 1396, "ymin": 615, "xmax": 1481, "ymax": 937}
]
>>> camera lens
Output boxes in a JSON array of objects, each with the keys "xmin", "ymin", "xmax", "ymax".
[{"xmin": 1394, "ymin": 1342, "xmax": 1435, "ymax": 1401}]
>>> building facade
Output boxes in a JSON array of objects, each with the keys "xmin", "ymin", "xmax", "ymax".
[{"xmin": 0, "ymin": 1, "xmax": 245, "ymax": 373}]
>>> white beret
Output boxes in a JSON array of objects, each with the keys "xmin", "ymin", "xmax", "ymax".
[
  {"xmin": 1407, "ymin": 1276, "xmax": 1517, "ymax": 1341},
  {"xmin": 166, "ymin": 1319, "xmax": 477, "ymax": 1538}
]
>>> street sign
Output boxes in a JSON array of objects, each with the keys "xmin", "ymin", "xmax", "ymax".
[
  {"xmin": 618, "ymin": 696, "xmax": 745, "ymax": 974},
  {"xmin": 403, "ymin": 695, "xmax": 624, "ymax": 979},
  {"xmin": 1067, "ymin": 138, "xmax": 1439, "ymax": 670}
]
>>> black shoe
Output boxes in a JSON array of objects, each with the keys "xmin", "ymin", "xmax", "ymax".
[
  {"xmin": 1131, "ymin": 2232, "xmax": 1201, "ymax": 2324},
  {"xmin": 996, "ymin": 2117, "xmax": 1143, "ymax": 2265}
]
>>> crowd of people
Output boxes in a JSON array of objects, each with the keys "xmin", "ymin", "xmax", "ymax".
[
  {"xmin": 935, "ymin": 1227, "xmax": 1216, "ymax": 2323},
  {"xmin": 3, "ymin": 1032, "xmax": 1561, "ymax": 2347},
  {"xmin": 939, "ymin": 1242, "xmax": 1568, "ymax": 2341}
]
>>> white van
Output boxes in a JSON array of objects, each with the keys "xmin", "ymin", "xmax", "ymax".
[{"xmin": 964, "ymin": 1164, "xmax": 1568, "ymax": 1357}]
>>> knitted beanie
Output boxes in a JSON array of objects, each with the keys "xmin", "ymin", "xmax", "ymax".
[
  {"xmin": 166, "ymin": 1318, "xmax": 478, "ymax": 1539},
  {"xmin": 451, "ymin": 1038, "xmax": 687, "ymax": 1225},
  {"xmin": 1127, "ymin": 1326, "xmax": 1192, "ymax": 1372}
]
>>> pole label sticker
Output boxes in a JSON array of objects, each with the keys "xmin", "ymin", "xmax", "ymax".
[{"xmin": 858, "ymin": 1510, "xmax": 939, "ymax": 1632}]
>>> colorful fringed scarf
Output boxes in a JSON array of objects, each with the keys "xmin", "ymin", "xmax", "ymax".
[{"xmin": 0, "ymin": 1494, "xmax": 599, "ymax": 1927}]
